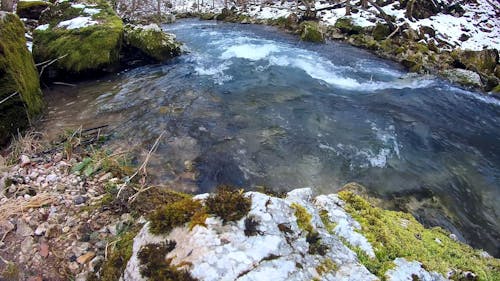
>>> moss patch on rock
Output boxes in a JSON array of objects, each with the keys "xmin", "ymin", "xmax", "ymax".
[
  {"xmin": 334, "ymin": 17, "xmax": 363, "ymax": 35},
  {"xmin": 338, "ymin": 190, "xmax": 500, "ymax": 280},
  {"xmin": 124, "ymin": 23, "xmax": 181, "ymax": 62},
  {"xmin": 149, "ymin": 197, "xmax": 204, "ymax": 235},
  {"xmin": 0, "ymin": 12, "xmax": 43, "ymax": 146},
  {"xmin": 33, "ymin": 2, "xmax": 123, "ymax": 75},
  {"xmin": 138, "ymin": 242, "xmax": 196, "ymax": 281},
  {"xmin": 16, "ymin": 0, "xmax": 50, "ymax": 20},
  {"xmin": 452, "ymin": 49, "xmax": 498, "ymax": 75},
  {"xmin": 299, "ymin": 21, "xmax": 324, "ymax": 43},
  {"xmin": 205, "ymin": 185, "xmax": 252, "ymax": 223},
  {"xmin": 371, "ymin": 23, "xmax": 390, "ymax": 41}
]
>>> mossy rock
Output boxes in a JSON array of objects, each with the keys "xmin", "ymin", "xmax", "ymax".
[
  {"xmin": 16, "ymin": 0, "xmax": 50, "ymax": 20},
  {"xmin": 441, "ymin": 68, "xmax": 482, "ymax": 88},
  {"xmin": 124, "ymin": 23, "xmax": 181, "ymax": 62},
  {"xmin": 199, "ymin": 12, "xmax": 215, "ymax": 20},
  {"xmin": 371, "ymin": 23, "xmax": 390, "ymax": 41},
  {"xmin": 334, "ymin": 17, "xmax": 363, "ymax": 35},
  {"xmin": 33, "ymin": 2, "xmax": 123, "ymax": 76},
  {"xmin": 299, "ymin": 21, "xmax": 324, "ymax": 43},
  {"xmin": 0, "ymin": 12, "xmax": 43, "ymax": 146},
  {"xmin": 452, "ymin": 49, "xmax": 499, "ymax": 75},
  {"xmin": 338, "ymin": 190, "xmax": 500, "ymax": 280}
]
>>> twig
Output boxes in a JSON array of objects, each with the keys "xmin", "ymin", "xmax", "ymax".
[
  {"xmin": 386, "ymin": 24, "xmax": 400, "ymax": 40},
  {"xmin": 38, "ymin": 54, "xmax": 68, "ymax": 77},
  {"xmin": 117, "ymin": 131, "xmax": 166, "ymax": 197},
  {"xmin": 52, "ymin": 82, "xmax": 76, "ymax": 87},
  {"xmin": 0, "ymin": 92, "xmax": 18, "ymax": 105}
]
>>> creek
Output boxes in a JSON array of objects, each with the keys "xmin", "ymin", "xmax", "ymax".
[{"xmin": 41, "ymin": 19, "xmax": 500, "ymax": 256}]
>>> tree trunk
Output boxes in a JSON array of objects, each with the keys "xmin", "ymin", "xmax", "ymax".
[
  {"xmin": 157, "ymin": 0, "xmax": 161, "ymax": 23},
  {"xmin": 1, "ymin": 0, "xmax": 14, "ymax": 12},
  {"xmin": 345, "ymin": 0, "xmax": 351, "ymax": 15},
  {"xmin": 361, "ymin": 0, "xmax": 368, "ymax": 8}
]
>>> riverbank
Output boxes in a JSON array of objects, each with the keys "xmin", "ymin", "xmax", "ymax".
[
  {"xmin": 152, "ymin": 0, "xmax": 500, "ymax": 95},
  {"xmin": 0, "ymin": 132, "xmax": 499, "ymax": 280}
]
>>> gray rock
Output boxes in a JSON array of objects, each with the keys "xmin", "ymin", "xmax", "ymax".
[
  {"xmin": 73, "ymin": 195, "xmax": 87, "ymax": 205},
  {"xmin": 442, "ymin": 68, "xmax": 482, "ymax": 88},
  {"xmin": 16, "ymin": 219, "xmax": 34, "ymax": 237},
  {"xmin": 46, "ymin": 174, "xmax": 58, "ymax": 183}
]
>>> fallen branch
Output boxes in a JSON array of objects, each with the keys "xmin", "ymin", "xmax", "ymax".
[
  {"xmin": 52, "ymin": 82, "xmax": 76, "ymax": 87},
  {"xmin": 38, "ymin": 54, "xmax": 68, "ymax": 77},
  {"xmin": 117, "ymin": 131, "xmax": 166, "ymax": 197},
  {"xmin": 386, "ymin": 24, "xmax": 400, "ymax": 40},
  {"xmin": 0, "ymin": 92, "xmax": 18, "ymax": 105}
]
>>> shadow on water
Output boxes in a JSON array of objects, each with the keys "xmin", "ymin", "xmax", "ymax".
[{"xmin": 40, "ymin": 19, "xmax": 500, "ymax": 256}]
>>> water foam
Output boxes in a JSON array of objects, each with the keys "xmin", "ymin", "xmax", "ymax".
[{"xmin": 220, "ymin": 44, "xmax": 280, "ymax": 61}]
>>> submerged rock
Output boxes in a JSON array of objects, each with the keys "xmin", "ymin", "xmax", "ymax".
[
  {"xmin": 299, "ymin": 21, "xmax": 324, "ymax": 43},
  {"xmin": 0, "ymin": 12, "xmax": 43, "ymax": 146},
  {"xmin": 123, "ymin": 23, "xmax": 181, "ymax": 62},
  {"xmin": 441, "ymin": 68, "xmax": 483, "ymax": 88},
  {"xmin": 16, "ymin": 0, "xmax": 50, "ymax": 20},
  {"xmin": 32, "ymin": 1, "xmax": 123, "ymax": 77}
]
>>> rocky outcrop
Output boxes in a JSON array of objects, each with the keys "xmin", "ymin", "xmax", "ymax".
[
  {"xmin": 0, "ymin": 12, "xmax": 43, "ymax": 146},
  {"xmin": 441, "ymin": 68, "xmax": 483, "ymax": 88},
  {"xmin": 32, "ymin": 2, "xmax": 123, "ymax": 77},
  {"xmin": 115, "ymin": 187, "xmax": 499, "ymax": 281},
  {"xmin": 16, "ymin": 0, "xmax": 50, "ymax": 20},
  {"xmin": 123, "ymin": 23, "xmax": 181, "ymax": 62},
  {"xmin": 452, "ymin": 49, "xmax": 499, "ymax": 76}
]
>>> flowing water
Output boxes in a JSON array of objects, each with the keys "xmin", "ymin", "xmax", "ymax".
[{"xmin": 41, "ymin": 19, "xmax": 500, "ymax": 256}]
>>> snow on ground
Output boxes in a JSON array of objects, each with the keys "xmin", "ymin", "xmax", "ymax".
[
  {"xmin": 57, "ymin": 16, "xmax": 97, "ymax": 29},
  {"xmin": 167, "ymin": 0, "xmax": 498, "ymax": 51},
  {"xmin": 83, "ymin": 8, "xmax": 101, "ymax": 15},
  {"xmin": 35, "ymin": 23, "xmax": 49, "ymax": 31}
]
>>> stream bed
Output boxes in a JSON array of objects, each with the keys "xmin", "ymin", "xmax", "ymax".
[{"xmin": 41, "ymin": 19, "xmax": 500, "ymax": 256}]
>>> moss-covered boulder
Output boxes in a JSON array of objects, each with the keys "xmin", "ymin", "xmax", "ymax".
[
  {"xmin": 299, "ymin": 21, "xmax": 324, "ymax": 43},
  {"xmin": 16, "ymin": 0, "xmax": 50, "ymax": 20},
  {"xmin": 334, "ymin": 17, "xmax": 363, "ymax": 35},
  {"xmin": 0, "ymin": 12, "xmax": 43, "ymax": 146},
  {"xmin": 452, "ymin": 49, "xmax": 499, "ymax": 75},
  {"xmin": 199, "ymin": 12, "xmax": 215, "ymax": 20},
  {"xmin": 371, "ymin": 23, "xmax": 390, "ymax": 41},
  {"xmin": 33, "ymin": 2, "xmax": 123, "ymax": 76},
  {"xmin": 124, "ymin": 23, "xmax": 181, "ymax": 62}
]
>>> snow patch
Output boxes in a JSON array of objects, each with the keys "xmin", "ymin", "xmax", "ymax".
[
  {"xmin": 35, "ymin": 24, "xmax": 49, "ymax": 31},
  {"xmin": 57, "ymin": 16, "xmax": 97, "ymax": 30}
]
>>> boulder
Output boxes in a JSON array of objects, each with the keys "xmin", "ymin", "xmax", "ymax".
[
  {"xmin": 441, "ymin": 68, "xmax": 483, "ymax": 88},
  {"xmin": 123, "ymin": 23, "xmax": 181, "ymax": 62},
  {"xmin": 402, "ymin": 0, "xmax": 442, "ymax": 20},
  {"xmin": 199, "ymin": 12, "xmax": 215, "ymax": 20},
  {"xmin": 32, "ymin": 2, "xmax": 123, "ymax": 77},
  {"xmin": 16, "ymin": 0, "xmax": 50, "ymax": 20},
  {"xmin": 0, "ymin": 12, "xmax": 43, "ymax": 146},
  {"xmin": 299, "ymin": 21, "xmax": 324, "ymax": 43},
  {"xmin": 452, "ymin": 49, "xmax": 498, "ymax": 75},
  {"xmin": 372, "ymin": 23, "xmax": 390, "ymax": 41},
  {"xmin": 334, "ymin": 17, "xmax": 363, "ymax": 35}
]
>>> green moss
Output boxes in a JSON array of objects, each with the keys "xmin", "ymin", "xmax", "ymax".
[
  {"xmin": 338, "ymin": 190, "xmax": 500, "ymax": 280},
  {"xmin": 299, "ymin": 21, "xmax": 324, "ymax": 43},
  {"xmin": 199, "ymin": 13, "xmax": 215, "ymax": 20},
  {"xmin": 205, "ymin": 185, "xmax": 251, "ymax": 223},
  {"xmin": 16, "ymin": 0, "xmax": 51, "ymax": 19},
  {"xmin": 492, "ymin": 84, "xmax": 500, "ymax": 93},
  {"xmin": 33, "ymin": 2, "xmax": 123, "ymax": 74},
  {"xmin": 372, "ymin": 23, "xmax": 390, "ymax": 41},
  {"xmin": 124, "ymin": 24, "xmax": 181, "ymax": 61},
  {"xmin": 291, "ymin": 202, "xmax": 313, "ymax": 233},
  {"xmin": 149, "ymin": 197, "xmax": 203, "ymax": 235},
  {"xmin": 316, "ymin": 258, "xmax": 338, "ymax": 276},
  {"xmin": 319, "ymin": 210, "xmax": 337, "ymax": 233},
  {"xmin": 0, "ymin": 12, "xmax": 43, "ymax": 145},
  {"xmin": 334, "ymin": 18, "xmax": 363, "ymax": 35},
  {"xmin": 99, "ymin": 226, "xmax": 140, "ymax": 281},
  {"xmin": 138, "ymin": 242, "xmax": 197, "ymax": 281}
]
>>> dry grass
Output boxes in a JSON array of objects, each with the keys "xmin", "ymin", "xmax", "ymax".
[
  {"xmin": 5, "ymin": 130, "xmax": 46, "ymax": 165},
  {"xmin": 0, "ymin": 193, "xmax": 56, "ymax": 221}
]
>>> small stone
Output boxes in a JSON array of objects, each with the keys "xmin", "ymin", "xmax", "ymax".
[
  {"xmin": 40, "ymin": 242, "xmax": 49, "ymax": 258},
  {"xmin": 434, "ymin": 238, "xmax": 442, "ymax": 245},
  {"xmin": 62, "ymin": 226, "xmax": 70, "ymax": 233},
  {"xmin": 449, "ymin": 233, "xmax": 458, "ymax": 241},
  {"xmin": 68, "ymin": 261, "xmax": 79, "ymax": 272},
  {"xmin": 21, "ymin": 236, "xmax": 34, "ymax": 253},
  {"xmin": 73, "ymin": 195, "xmax": 87, "ymax": 205},
  {"xmin": 20, "ymin": 155, "xmax": 31, "ymax": 167},
  {"xmin": 77, "ymin": 251, "xmax": 96, "ymax": 264},
  {"xmin": 34, "ymin": 223, "xmax": 48, "ymax": 236},
  {"xmin": 98, "ymin": 172, "xmax": 113, "ymax": 182},
  {"xmin": 46, "ymin": 174, "xmax": 58, "ymax": 183},
  {"xmin": 16, "ymin": 219, "xmax": 34, "ymax": 237}
]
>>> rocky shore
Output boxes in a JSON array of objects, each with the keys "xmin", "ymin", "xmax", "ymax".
[{"xmin": 0, "ymin": 137, "xmax": 499, "ymax": 280}]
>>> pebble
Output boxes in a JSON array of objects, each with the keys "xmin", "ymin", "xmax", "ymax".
[
  {"xmin": 21, "ymin": 236, "xmax": 34, "ymax": 253},
  {"xmin": 20, "ymin": 155, "xmax": 31, "ymax": 167},
  {"xmin": 40, "ymin": 242, "xmax": 50, "ymax": 258},
  {"xmin": 34, "ymin": 223, "xmax": 48, "ymax": 236},
  {"xmin": 16, "ymin": 219, "xmax": 34, "ymax": 237},
  {"xmin": 73, "ymin": 196, "xmax": 87, "ymax": 205},
  {"xmin": 46, "ymin": 174, "xmax": 58, "ymax": 183},
  {"xmin": 77, "ymin": 251, "xmax": 96, "ymax": 264}
]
